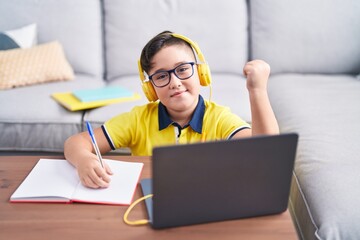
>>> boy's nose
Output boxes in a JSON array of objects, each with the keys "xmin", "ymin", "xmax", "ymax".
[{"xmin": 169, "ymin": 72, "xmax": 182, "ymax": 88}]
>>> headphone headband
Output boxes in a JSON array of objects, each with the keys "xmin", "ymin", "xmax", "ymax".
[{"xmin": 170, "ymin": 33, "xmax": 206, "ymax": 63}]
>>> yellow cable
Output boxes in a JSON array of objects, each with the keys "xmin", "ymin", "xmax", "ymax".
[{"xmin": 123, "ymin": 194, "xmax": 153, "ymax": 226}]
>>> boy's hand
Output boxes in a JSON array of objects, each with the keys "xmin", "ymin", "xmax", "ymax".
[
  {"xmin": 77, "ymin": 154, "xmax": 113, "ymax": 189},
  {"xmin": 243, "ymin": 60, "xmax": 270, "ymax": 91}
]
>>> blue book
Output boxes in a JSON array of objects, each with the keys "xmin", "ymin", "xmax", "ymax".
[{"xmin": 73, "ymin": 86, "xmax": 134, "ymax": 102}]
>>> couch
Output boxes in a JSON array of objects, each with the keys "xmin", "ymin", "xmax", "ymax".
[{"xmin": 1, "ymin": 0, "xmax": 360, "ymax": 239}]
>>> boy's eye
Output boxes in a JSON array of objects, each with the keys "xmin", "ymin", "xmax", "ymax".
[
  {"xmin": 177, "ymin": 67, "xmax": 189, "ymax": 73},
  {"xmin": 154, "ymin": 72, "xmax": 168, "ymax": 81}
]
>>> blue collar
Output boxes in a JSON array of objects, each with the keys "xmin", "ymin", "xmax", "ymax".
[{"xmin": 158, "ymin": 95, "xmax": 205, "ymax": 133}]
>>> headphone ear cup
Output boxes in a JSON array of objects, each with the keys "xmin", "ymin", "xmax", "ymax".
[
  {"xmin": 197, "ymin": 63, "xmax": 212, "ymax": 86},
  {"xmin": 138, "ymin": 60, "xmax": 157, "ymax": 101},
  {"xmin": 142, "ymin": 81, "xmax": 158, "ymax": 102}
]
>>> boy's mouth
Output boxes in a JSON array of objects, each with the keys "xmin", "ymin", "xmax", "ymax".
[{"xmin": 170, "ymin": 90, "xmax": 187, "ymax": 97}]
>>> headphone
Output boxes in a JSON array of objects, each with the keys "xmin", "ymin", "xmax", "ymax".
[{"xmin": 138, "ymin": 33, "xmax": 212, "ymax": 102}]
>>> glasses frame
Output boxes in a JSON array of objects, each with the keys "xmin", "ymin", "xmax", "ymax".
[{"xmin": 148, "ymin": 62, "xmax": 196, "ymax": 88}]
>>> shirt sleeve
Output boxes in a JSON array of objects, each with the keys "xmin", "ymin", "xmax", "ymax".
[
  {"xmin": 217, "ymin": 109, "xmax": 251, "ymax": 139},
  {"xmin": 205, "ymin": 101, "xmax": 251, "ymax": 140},
  {"xmin": 102, "ymin": 110, "xmax": 136, "ymax": 150}
]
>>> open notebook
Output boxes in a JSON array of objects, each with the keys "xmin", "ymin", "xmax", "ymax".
[{"xmin": 10, "ymin": 159, "xmax": 143, "ymax": 205}]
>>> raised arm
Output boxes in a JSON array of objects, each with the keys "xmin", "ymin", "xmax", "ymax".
[
  {"xmin": 234, "ymin": 60, "xmax": 279, "ymax": 138},
  {"xmin": 244, "ymin": 59, "xmax": 279, "ymax": 135}
]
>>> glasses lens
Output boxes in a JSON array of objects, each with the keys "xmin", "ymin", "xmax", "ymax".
[
  {"xmin": 175, "ymin": 63, "xmax": 194, "ymax": 80},
  {"xmin": 151, "ymin": 72, "xmax": 170, "ymax": 87}
]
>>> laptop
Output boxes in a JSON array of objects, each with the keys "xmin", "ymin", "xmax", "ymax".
[{"xmin": 141, "ymin": 133, "xmax": 298, "ymax": 229}]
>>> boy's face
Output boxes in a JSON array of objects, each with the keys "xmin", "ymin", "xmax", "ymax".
[{"xmin": 149, "ymin": 44, "xmax": 200, "ymax": 114}]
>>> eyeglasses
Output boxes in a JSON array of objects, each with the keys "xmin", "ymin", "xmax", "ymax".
[{"xmin": 148, "ymin": 62, "xmax": 195, "ymax": 88}]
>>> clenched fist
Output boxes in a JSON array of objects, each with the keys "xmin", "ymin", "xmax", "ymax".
[{"xmin": 243, "ymin": 60, "xmax": 270, "ymax": 92}]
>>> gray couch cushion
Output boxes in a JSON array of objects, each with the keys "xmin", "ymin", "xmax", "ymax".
[
  {"xmin": 103, "ymin": 0, "xmax": 248, "ymax": 80},
  {"xmin": 0, "ymin": 75, "xmax": 105, "ymax": 152},
  {"xmin": 0, "ymin": 0, "xmax": 103, "ymax": 77},
  {"xmin": 250, "ymin": 0, "xmax": 360, "ymax": 74},
  {"xmin": 268, "ymin": 74, "xmax": 360, "ymax": 240},
  {"xmin": 203, "ymin": 74, "xmax": 251, "ymax": 123}
]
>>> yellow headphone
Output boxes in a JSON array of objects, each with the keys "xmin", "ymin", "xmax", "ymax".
[{"xmin": 138, "ymin": 33, "xmax": 212, "ymax": 102}]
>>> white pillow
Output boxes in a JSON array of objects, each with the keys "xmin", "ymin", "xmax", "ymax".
[{"xmin": 0, "ymin": 23, "xmax": 37, "ymax": 50}]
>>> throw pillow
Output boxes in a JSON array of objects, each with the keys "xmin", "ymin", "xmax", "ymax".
[
  {"xmin": 0, "ymin": 23, "xmax": 37, "ymax": 50},
  {"xmin": 0, "ymin": 41, "xmax": 74, "ymax": 90}
]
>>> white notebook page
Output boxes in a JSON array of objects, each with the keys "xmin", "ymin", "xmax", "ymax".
[
  {"xmin": 72, "ymin": 159, "xmax": 143, "ymax": 204},
  {"xmin": 11, "ymin": 159, "xmax": 78, "ymax": 201}
]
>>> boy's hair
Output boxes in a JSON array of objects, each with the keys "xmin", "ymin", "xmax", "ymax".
[{"xmin": 140, "ymin": 31, "xmax": 195, "ymax": 74}]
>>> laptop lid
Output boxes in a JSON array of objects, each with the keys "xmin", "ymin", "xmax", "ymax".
[{"xmin": 141, "ymin": 133, "xmax": 298, "ymax": 229}]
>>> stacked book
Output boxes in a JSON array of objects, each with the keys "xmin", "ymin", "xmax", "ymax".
[{"xmin": 52, "ymin": 86, "xmax": 141, "ymax": 111}]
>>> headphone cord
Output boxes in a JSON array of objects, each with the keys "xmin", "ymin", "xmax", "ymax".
[{"xmin": 123, "ymin": 194, "xmax": 153, "ymax": 226}]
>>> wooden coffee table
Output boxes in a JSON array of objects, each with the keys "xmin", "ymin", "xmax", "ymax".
[{"xmin": 0, "ymin": 155, "xmax": 298, "ymax": 240}]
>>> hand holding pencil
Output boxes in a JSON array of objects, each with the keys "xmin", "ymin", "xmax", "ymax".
[{"xmin": 70, "ymin": 121, "xmax": 113, "ymax": 189}]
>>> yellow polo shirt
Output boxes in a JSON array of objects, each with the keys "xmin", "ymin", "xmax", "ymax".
[{"xmin": 102, "ymin": 96, "xmax": 250, "ymax": 156}]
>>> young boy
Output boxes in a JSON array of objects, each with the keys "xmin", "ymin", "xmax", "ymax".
[{"xmin": 64, "ymin": 31, "xmax": 279, "ymax": 189}]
